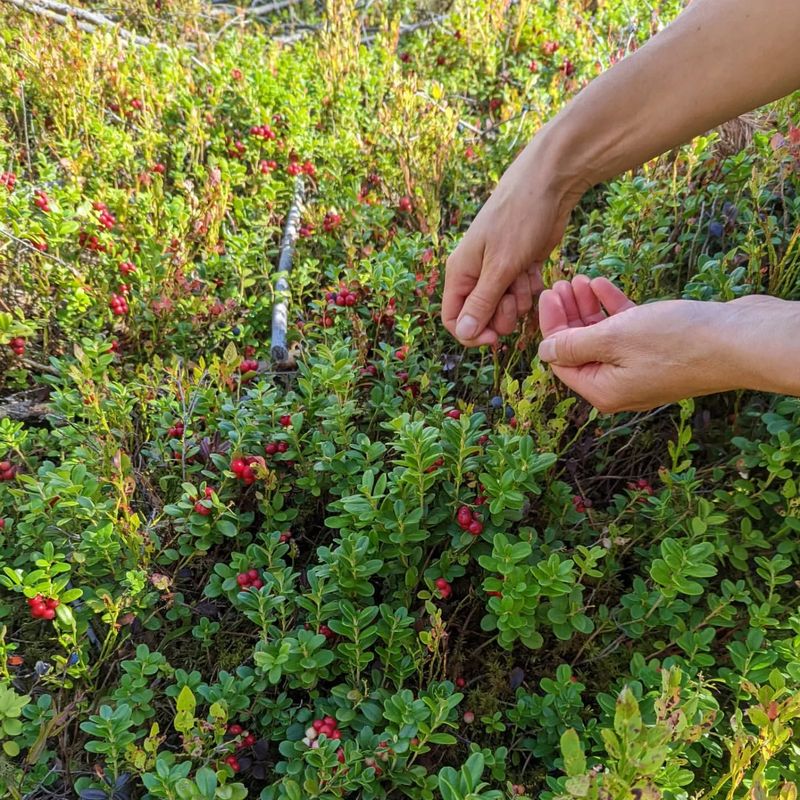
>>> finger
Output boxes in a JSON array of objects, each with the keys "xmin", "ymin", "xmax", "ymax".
[
  {"xmin": 455, "ymin": 258, "xmax": 515, "ymax": 343},
  {"xmin": 511, "ymin": 272, "xmax": 533, "ymax": 318},
  {"xmin": 550, "ymin": 362, "xmax": 624, "ymax": 414},
  {"xmin": 537, "ymin": 321, "xmax": 611, "ymax": 367},
  {"xmin": 491, "ymin": 293, "xmax": 519, "ymax": 337},
  {"xmin": 572, "ymin": 274, "xmax": 605, "ymax": 325},
  {"xmin": 590, "ymin": 277, "xmax": 636, "ymax": 316},
  {"xmin": 529, "ymin": 268, "xmax": 544, "ymax": 298},
  {"xmin": 538, "ymin": 288, "xmax": 568, "ymax": 338},
  {"xmin": 553, "ymin": 280, "xmax": 584, "ymax": 328},
  {"xmin": 442, "ymin": 237, "xmax": 485, "ymax": 337}
]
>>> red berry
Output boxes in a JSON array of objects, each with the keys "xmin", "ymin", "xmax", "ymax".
[
  {"xmin": 242, "ymin": 733, "xmax": 256, "ymax": 747},
  {"xmin": 224, "ymin": 755, "xmax": 240, "ymax": 772},
  {"xmin": 446, "ymin": 409, "xmax": 461, "ymax": 420},
  {"xmin": 398, "ymin": 196, "xmax": 412, "ymax": 213},
  {"xmin": 236, "ymin": 573, "xmax": 250, "ymax": 587},
  {"xmin": 250, "ymin": 578, "xmax": 263, "ymax": 590},
  {"xmin": 456, "ymin": 506, "xmax": 473, "ymax": 529},
  {"xmin": 455, "ymin": 677, "xmax": 466, "ymax": 688},
  {"xmin": 43, "ymin": 607, "xmax": 56, "ymax": 620},
  {"xmin": 276, "ymin": 442, "xmax": 288, "ymax": 453},
  {"xmin": 319, "ymin": 624, "xmax": 334, "ymax": 639},
  {"xmin": 337, "ymin": 748, "xmax": 345, "ymax": 763},
  {"xmin": 194, "ymin": 501, "xmax": 211, "ymax": 516},
  {"xmin": 0, "ymin": 519, "xmax": 5, "ymax": 529},
  {"xmin": 45, "ymin": 598, "xmax": 59, "ymax": 609},
  {"xmin": 463, "ymin": 711, "xmax": 475, "ymax": 724},
  {"xmin": 312, "ymin": 719, "xmax": 324, "ymax": 731},
  {"xmin": 468, "ymin": 520, "xmax": 483, "ymax": 536},
  {"xmin": 30, "ymin": 601, "xmax": 46, "ymax": 618},
  {"xmin": 279, "ymin": 414, "xmax": 292, "ymax": 427},
  {"xmin": 247, "ymin": 569, "xmax": 259, "ymax": 581},
  {"xmin": 231, "ymin": 458, "xmax": 246, "ymax": 475},
  {"xmin": 228, "ymin": 723, "xmax": 243, "ymax": 735},
  {"xmin": 204, "ymin": 486, "xmax": 215, "ymax": 498}
]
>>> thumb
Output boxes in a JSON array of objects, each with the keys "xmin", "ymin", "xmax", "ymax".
[
  {"xmin": 537, "ymin": 324, "xmax": 611, "ymax": 367},
  {"xmin": 455, "ymin": 267, "xmax": 515, "ymax": 342}
]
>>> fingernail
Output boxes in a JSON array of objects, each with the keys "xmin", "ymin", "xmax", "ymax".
[
  {"xmin": 456, "ymin": 315, "xmax": 479, "ymax": 340},
  {"xmin": 538, "ymin": 338, "xmax": 557, "ymax": 363}
]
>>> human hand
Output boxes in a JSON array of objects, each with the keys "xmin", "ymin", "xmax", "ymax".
[
  {"xmin": 536, "ymin": 276, "xmax": 748, "ymax": 412},
  {"xmin": 442, "ymin": 139, "xmax": 581, "ymax": 347}
]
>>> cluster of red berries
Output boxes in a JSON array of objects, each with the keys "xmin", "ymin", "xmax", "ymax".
[
  {"xmin": 78, "ymin": 231, "xmax": 106, "ymax": 252},
  {"xmin": 167, "ymin": 420, "xmax": 184, "ymax": 439},
  {"xmin": 398, "ymin": 196, "xmax": 412, "ymax": 213},
  {"xmin": 456, "ymin": 505, "xmax": 483, "ymax": 536},
  {"xmin": 264, "ymin": 440, "xmax": 289, "ymax": 456},
  {"xmin": 572, "ymin": 495, "xmax": 593, "ymax": 514},
  {"xmin": 236, "ymin": 568, "xmax": 264, "ymax": 590},
  {"xmin": 561, "ymin": 58, "xmax": 575, "ymax": 77},
  {"xmin": 194, "ymin": 486, "xmax": 215, "ymax": 516},
  {"xmin": 93, "ymin": 201, "xmax": 116, "ymax": 229},
  {"xmin": 325, "ymin": 288, "xmax": 358, "ymax": 307},
  {"xmin": 249, "ymin": 124, "xmax": 276, "ymax": 140},
  {"xmin": 434, "ymin": 577, "xmax": 452, "ymax": 600},
  {"xmin": 227, "ymin": 138, "xmax": 247, "ymax": 159},
  {"xmin": 109, "ymin": 293, "xmax": 129, "ymax": 316},
  {"xmin": 231, "ymin": 455, "xmax": 260, "ymax": 485},
  {"xmin": 34, "ymin": 190, "xmax": 51, "ymax": 213},
  {"xmin": 259, "ymin": 159, "xmax": 277, "ymax": 174},
  {"xmin": 222, "ymin": 721, "xmax": 257, "ymax": 773},
  {"xmin": 119, "ymin": 261, "xmax": 136, "ymax": 276},
  {"xmin": 0, "ymin": 461, "xmax": 18, "ymax": 481},
  {"xmin": 542, "ymin": 40, "xmax": 560, "ymax": 55},
  {"xmin": 303, "ymin": 717, "xmax": 344, "ymax": 762},
  {"xmin": 286, "ymin": 158, "xmax": 316, "ymax": 178},
  {"xmin": 0, "ymin": 172, "xmax": 16, "ymax": 191},
  {"xmin": 27, "ymin": 595, "xmax": 59, "ymax": 620},
  {"xmin": 239, "ymin": 358, "xmax": 259, "ymax": 374},
  {"xmin": 299, "ymin": 223, "xmax": 314, "ymax": 238},
  {"xmin": 322, "ymin": 211, "xmax": 342, "ymax": 232},
  {"xmin": 627, "ymin": 478, "xmax": 654, "ymax": 497},
  {"xmin": 130, "ymin": 98, "xmax": 143, "ymax": 111},
  {"xmin": 8, "ymin": 337, "xmax": 25, "ymax": 357}
]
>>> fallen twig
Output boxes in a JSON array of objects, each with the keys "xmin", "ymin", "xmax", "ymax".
[
  {"xmin": 2, "ymin": 0, "xmax": 178, "ymax": 50},
  {"xmin": 271, "ymin": 176, "xmax": 304, "ymax": 365},
  {"xmin": 361, "ymin": 14, "xmax": 447, "ymax": 45}
]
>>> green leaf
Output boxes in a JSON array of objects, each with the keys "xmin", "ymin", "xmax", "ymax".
[
  {"xmin": 195, "ymin": 766, "xmax": 217, "ymax": 798},
  {"xmin": 560, "ymin": 729, "xmax": 586, "ymax": 777}
]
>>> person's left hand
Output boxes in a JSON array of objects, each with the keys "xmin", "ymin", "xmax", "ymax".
[{"xmin": 536, "ymin": 276, "xmax": 745, "ymax": 412}]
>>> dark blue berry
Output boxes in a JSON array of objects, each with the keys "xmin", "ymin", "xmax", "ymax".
[
  {"xmin": 490, "ymin": 396, "xmax": 503, "ymax": 409},
  {"xmin": 708, "ymin": 220, "xmax": 724, "ymax": 239}
]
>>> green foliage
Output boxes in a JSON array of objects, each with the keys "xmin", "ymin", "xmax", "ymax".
[{"xmin": 0, "ymin": 1, "xmax": 799, "ymax": 799}]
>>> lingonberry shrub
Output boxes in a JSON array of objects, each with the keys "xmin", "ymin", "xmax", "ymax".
[{"xmin": 2, "ymin": 4, "xmax": 800, "ymax": 800}]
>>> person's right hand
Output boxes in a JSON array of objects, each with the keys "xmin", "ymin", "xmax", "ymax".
[{"xmin": 442, "ymin": 143, "xmax": 579, "ymax": 347}]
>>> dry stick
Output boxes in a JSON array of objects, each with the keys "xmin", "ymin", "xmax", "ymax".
[
  {"xmin": 247, "ymin": 0, "xmax": 305, "ymax": 15},
  {"xmin": 271, "ymin": 176, "xmax": 304, "ymax": 365},
  {"xmin": 361, "ymin": 13, "xmax": 447, "ymax": 45},
  {"xmin": 2, "ymin": 0, "xmax": 178, "ymax": 50}
]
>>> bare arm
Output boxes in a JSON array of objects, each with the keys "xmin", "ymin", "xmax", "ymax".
[{"xmin": 443, "ymin": 0, "xmax": 800, "ymax": 346}]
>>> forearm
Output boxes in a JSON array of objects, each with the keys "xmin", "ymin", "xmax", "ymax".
[
  {"xmin": 718, "ymin": 296, "xmax": 800, "ymax": 397},
  {"xmin": 533, "ymin": 0, "xmax": 800, "ymax": 197}
]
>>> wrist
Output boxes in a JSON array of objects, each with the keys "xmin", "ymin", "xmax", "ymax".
[{"xmin": 719, "ymin": 296, "xmax": 800, "ymax": 396}]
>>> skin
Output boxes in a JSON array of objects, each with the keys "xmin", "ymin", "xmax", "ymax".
[{"xmin": 442, "ymin": 0, "xmax": 800, "ymax": 408}]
